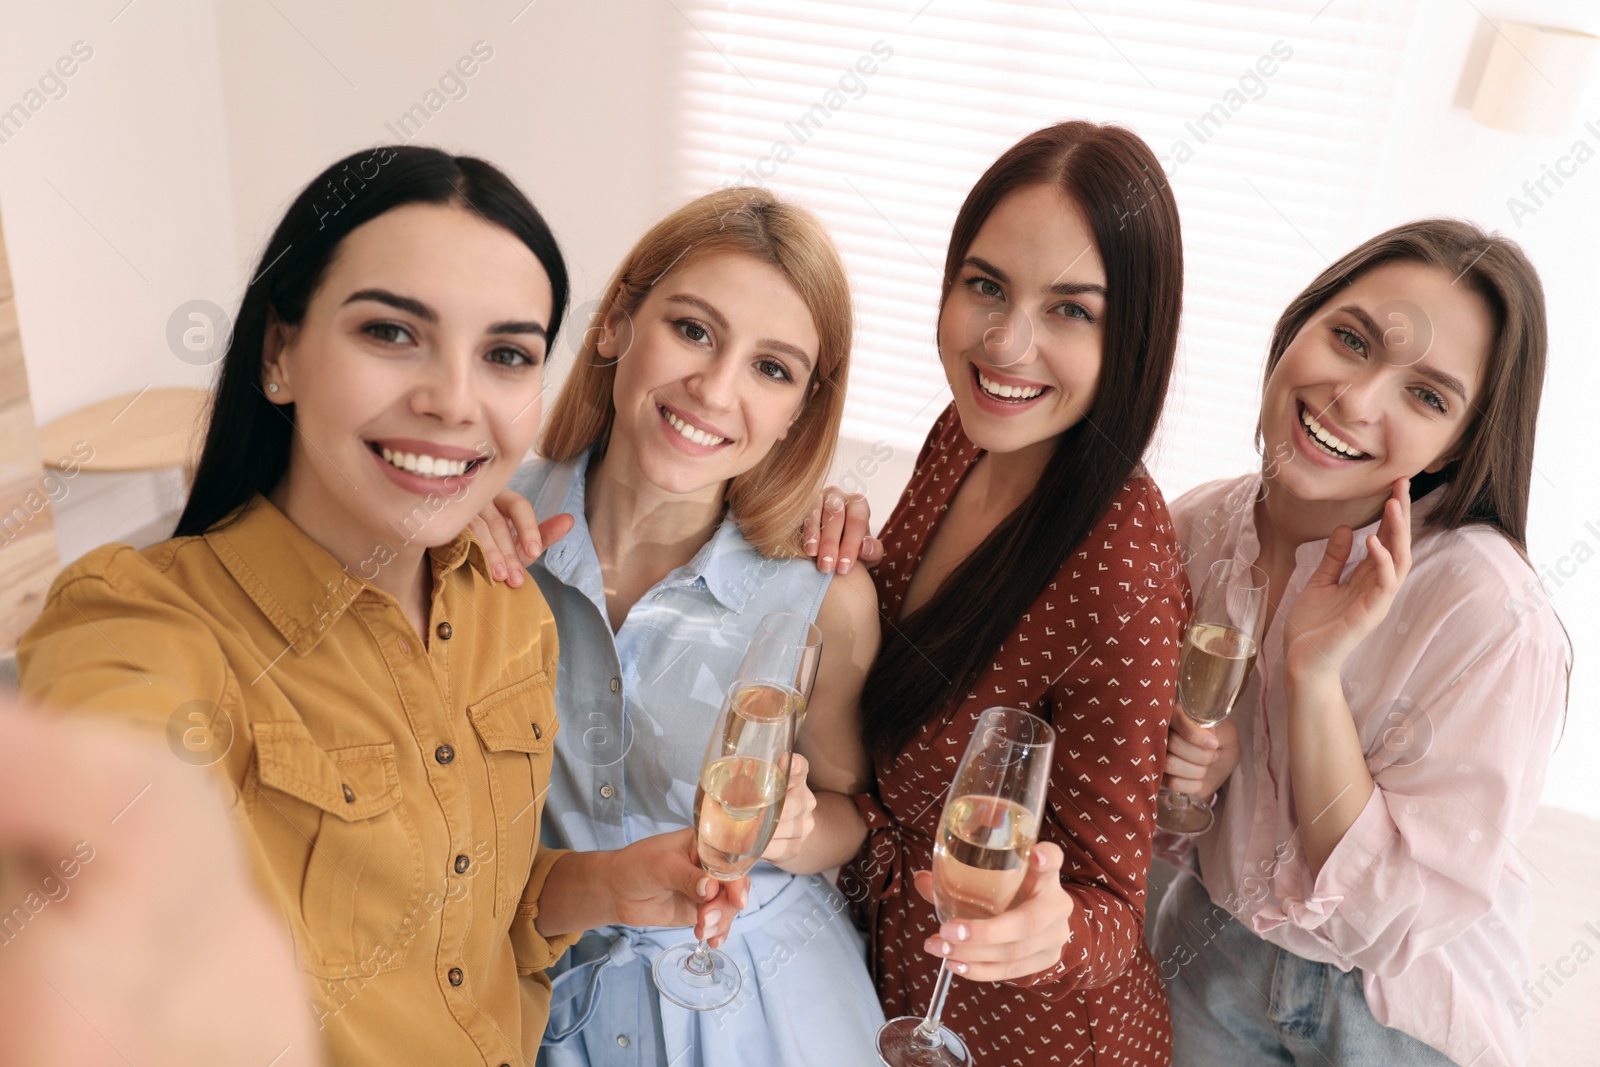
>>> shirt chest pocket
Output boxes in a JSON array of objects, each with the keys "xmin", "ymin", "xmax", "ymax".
[
  {"xmin": 468, "ymin": 671, "xmax": 559, "ymax": 917},
  {"xmin": 251, "ymin": 723, "xmax": 424, "ymax": 980}
]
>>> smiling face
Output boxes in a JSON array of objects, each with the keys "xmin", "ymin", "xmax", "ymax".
[
  {"xmin": 263, "ymin": 202, "xmax": 553, "ymax": 556},
  {"xmin": 600, "ymin": 251, "xmax": 819, "ymax": 498},
  {"xmin": 1261, "ymin": 259, "xmax": 1493, "ymax": 508},
  {"xmin": 938, "ymin": 183, "xmax": 1107, "ymax": 458}
]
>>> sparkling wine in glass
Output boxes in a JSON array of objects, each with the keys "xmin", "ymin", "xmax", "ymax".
[
  {"xmin": 876, "ymin": 706, "xmax": 1054, "ymax": 1067},
  {"xmin": 653, "ymin": 680, "xmax": 798, "ymax": 1011},
  {"xmin": 735, "ymin": 612, "xmax": 822, "ymax": 729},
  {"xmin": 1156, "ymin": 559, "xmax": 1269, "ymax": 836}
]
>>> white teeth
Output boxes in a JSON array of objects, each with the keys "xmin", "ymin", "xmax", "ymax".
[
  {"xmin": 1299, "ymin": 407, "xmax": 1368, "ymax": 459},
  {"xmin": 377, "ymin": 446, "xmax": 472, "ymax": 478},
  {"xmin": 662, "ymin": 407, "xmax": 728, "ymax": 447},
  {"xmin": 977, "ymin": 369, "xmax": 1045, "ymax": 400}
]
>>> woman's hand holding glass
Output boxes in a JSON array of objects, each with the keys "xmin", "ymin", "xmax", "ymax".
[
  {"xmin": 909, "ymin": 839, "xmax": 1075, "ymax": 983},
  {"xmin": 758, "ymin": 752, "xmax": 816, "ymax": 869},
  {"xmin": 653, "ymin": 679, "xmax": 800, "ymax": 1011},
  {"xmin": 1162, "ymin": 707, "xmax": 1241, "ymax": 806},
  {"xmin": 594, "ymin": 830, "xmax": 748, "ymax": 947},
  {"xmin": 877, "ymin": 706, "xmax": 1055, "ymax": 1067}
]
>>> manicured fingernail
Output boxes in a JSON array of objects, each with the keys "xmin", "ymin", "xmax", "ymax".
[
  {"xmin": 820, "ymin": 556, "xmax": 834, "ymax": 565},
  {"xmin": 863, "ymin": 536, "xmax": 876, "ymax": 554},
  {"xmin": 524, "ymin": 540, "xmax": 539, "ymax": 557},
  {"xmin": 804, "ymin": 535, "xmax": 818, "ymax": 548},
  {"xmin": 825, "ymin": 494, "xmax": 842, "ymax": 510},
  {"xmin": 704, "ymin": 909, "xmax": 722, "ymax": 928},
  {"xmin": 838, "ymin": 558, "xmax": 852, "ymax": 574},
  {"xmin": 926, "ymin": 938, "xmax": 950, "ymax": 956},
  {"xmin": 954, "ymin": 924, "xmax": 969, "ymax": 942},
  {"xmin": 952, "ymin": 962, "xmax": 968, "ymax": 975},
  {"xmin": 697, "ymin": 878, "xmax": 713, "ymax": 898},
  {"xmin": 493, "ymin": 562, "xmax": 506, "ymax": 581}
]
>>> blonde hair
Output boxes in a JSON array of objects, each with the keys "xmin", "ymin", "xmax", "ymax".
[{"xmin": 541, "ymin": 186, "xmax": 852, "ymax": 557}]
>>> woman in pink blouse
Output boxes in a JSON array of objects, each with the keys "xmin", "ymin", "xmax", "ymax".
[{"xmin": 1157, "ymin": 219, "xmax": 1569, "ymax": 1067}]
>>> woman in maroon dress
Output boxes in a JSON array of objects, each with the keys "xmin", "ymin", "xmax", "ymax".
[{"xmin": 834, "ymin": 121, "xmax": 1188, "ymax": 1065}]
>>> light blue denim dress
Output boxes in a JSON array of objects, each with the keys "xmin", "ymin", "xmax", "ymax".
[{"xmin": 509, "ymin": 453, "xmax": 884, "ymax": 1067}]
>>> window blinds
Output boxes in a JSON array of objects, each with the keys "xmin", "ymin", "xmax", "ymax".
[{"xmin": 662, "ymin": 0, "xmax": 1415, "ymax": 492}]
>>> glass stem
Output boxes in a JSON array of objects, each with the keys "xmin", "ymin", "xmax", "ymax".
[
  {"xmin": 914, "ymin": 961, "xmax": 957, "ymax": 1045},
  {"xmin": 684, "ymin": 938, "xmax": 713, "ymax": 977}
]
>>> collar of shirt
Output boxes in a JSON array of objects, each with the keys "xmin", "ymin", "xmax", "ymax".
[
  {"xmin": 204, "ymin": 493, "xmax": 488, "ymax": 655},
  {"xmin": 534, "ymin": 450, "xmax": 765, "ymax": 615},
  {"xmin": 1227, "ymin": 472, "xmax": 1442, "ymax": 576}
]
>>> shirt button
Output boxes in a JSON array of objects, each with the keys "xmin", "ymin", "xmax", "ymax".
[
  {"xmin": 532, "ymin": 722, "xmax": 543, "ymax": 740},
  {"xmin": 599, "ymin": 784, "xmax": 615, "ymax": 799},
  {"xmin": 435, "ymin": 744, "xmax": 455, "ymax": 765},
  {"xmin": 341, "ymin": 783, "xmax": 356, "ymax": 803},
  {"xmin": 617, "ymin": 1035, "xmax": 631, "ymax": 1048},
  {"xmin": 436, "ymin": 621, "xmax": 453, "ymax": 641},
  {"xmin": 609, "ymin": 677, "xmax": 620, "ymax": 693},
  {"xmin": 397, "ymin": 637, "xmax": 410, "ymax": 656},
  {"xmin": 448, "ymin": 967, "xmax": 464, "ymax": 987},
  {"xmin": 454, "ymin": 854, "xmax": 471, "ymax": 874}
]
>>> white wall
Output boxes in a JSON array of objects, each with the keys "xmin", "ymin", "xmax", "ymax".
[
  {"xmin": 1346, "ymin": 1, "xmax": 1599, "ymax": 814},
  {"xmin": 211, "ymin": 0, "xmax": 667, "ymax": 349},
  {"xmin": 0, "ymin": 0, "xmax": 237, "ymax": 427}
]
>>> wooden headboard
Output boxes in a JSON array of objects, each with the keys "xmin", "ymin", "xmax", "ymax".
[{"xmin": 0, "ymin": 206, "xmax": 60, "ymax": 653}]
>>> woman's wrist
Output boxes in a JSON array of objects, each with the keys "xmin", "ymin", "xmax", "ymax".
[{"xmin": 1283, "ymin": 651, "xmax": 1343, "ymax": 696}]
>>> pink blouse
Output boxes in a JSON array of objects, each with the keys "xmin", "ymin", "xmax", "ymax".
[{"xmin": 1158, "ymin": 474, "xmax": 1569, "ymax": 1067}]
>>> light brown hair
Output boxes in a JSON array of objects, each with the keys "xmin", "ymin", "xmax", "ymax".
[
  {"xmin": 540, "ymin": 186, "xmax": 852, "ymax": 557},
  {"xmin": 1262, "ymin": 218, "xmax": 1547, "ymax": 549}
]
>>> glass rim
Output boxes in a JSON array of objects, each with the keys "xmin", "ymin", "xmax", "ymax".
[
  {"xmin": 973, "ymin": 705, "xmax": 1055, "ymax": 750},
  {"xmin": 1207, "ymin": 558, "xmax": 1269, "ymax": 592}
]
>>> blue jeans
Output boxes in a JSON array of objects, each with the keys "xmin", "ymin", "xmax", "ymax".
[{"xmin": 1152, "ymin": 868, "xmax": 1460, "ymax": 1066}]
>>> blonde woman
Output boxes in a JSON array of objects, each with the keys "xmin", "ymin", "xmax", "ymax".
[{"xmin": 475, "ymin": 187, "xmax": 885, "ymax": 1065}]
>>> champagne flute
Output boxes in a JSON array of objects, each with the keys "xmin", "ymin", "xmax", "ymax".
[
  {"xmin": 876, "ymin": 706, "xmax": 1055, "ymax": 1067},
  {"xmin": 1156, "ymin": 559, "xmax": 1269, "ymax": 836},
  {"xmin": 735, "ymin": 612, "xmax": 822, "ymax": 727},
  {"xmin": 652, "ymin": 679, "xmax": 799, "ymax": 1011}
]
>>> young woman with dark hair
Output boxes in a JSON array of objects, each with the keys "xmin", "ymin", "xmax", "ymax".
[
  {"xmin": 826, "ymin": 120, "xmax": 1191, "ymax": 1065},
  {"xmin": 1155, "ymin": 219, "xmax": 1569, "ymax": 1067},
  {"xmin": 17, "ymin": 146, "xmax": 738, "ymax": 1066}
]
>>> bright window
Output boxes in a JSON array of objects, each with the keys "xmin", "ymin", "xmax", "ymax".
[{"xmin": 663, "ymin": 0, "xmax": 1416, "ymax": 492}]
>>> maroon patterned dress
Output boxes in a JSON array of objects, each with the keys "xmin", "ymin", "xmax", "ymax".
[{"xmin": 842, "ymin": 405, "xmax": 1187, "ymax": 1065}]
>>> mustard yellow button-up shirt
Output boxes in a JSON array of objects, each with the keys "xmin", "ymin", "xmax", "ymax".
[{"xmin": 18, "ymin": 495, "xmax": 578, "ymax": 1066}]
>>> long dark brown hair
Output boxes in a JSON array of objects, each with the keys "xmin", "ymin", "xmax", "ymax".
[
  {"xmin": 174, "ymin": 146, "xmax": 569, "ymax": 537},
  {"xmin": 861, "ymin": 121, "xmax": 1184, "ymax": 759},
  {"xmin": 1261, "ymin": 218, "xmax": 1546, "ymax": 550}
]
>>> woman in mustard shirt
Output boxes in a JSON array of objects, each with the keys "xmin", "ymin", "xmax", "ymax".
[{"xmin": 18, "ymin": 146, "xmax": 737, "ymax": 1066}]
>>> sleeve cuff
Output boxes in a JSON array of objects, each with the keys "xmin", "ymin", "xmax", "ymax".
[
  {"xmin": 510, "ymin": 846, "xmax": 580, "ymax": 973},
  {"xmin": 1253, "ymin": 788, "xmax": 1396, "ymax": 933}
]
